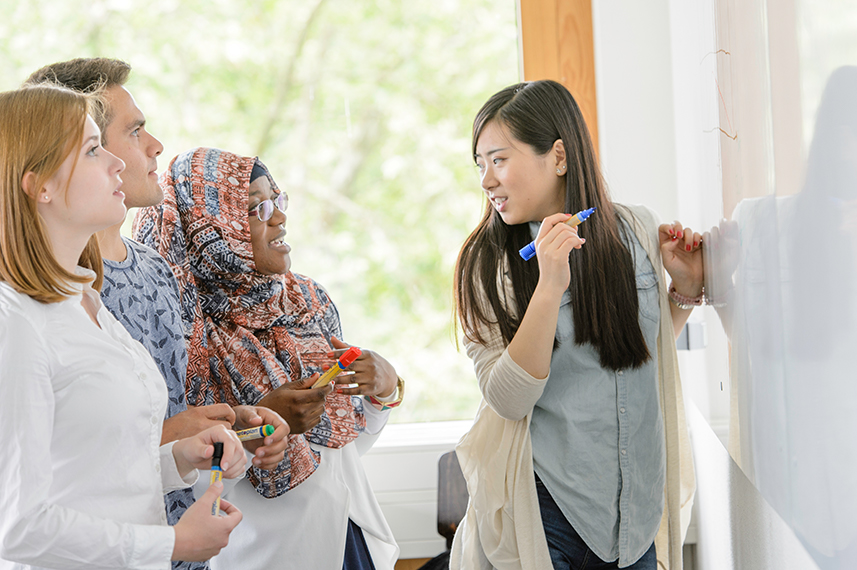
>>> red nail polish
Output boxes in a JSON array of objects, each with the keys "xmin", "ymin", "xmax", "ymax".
[
  {"xmin": 677, "ymin": 231, "xmax": 683, "ymax": 239},
  {"xmin": 686, "ymin": 244, "xmax": 691, "ymax": 251}
]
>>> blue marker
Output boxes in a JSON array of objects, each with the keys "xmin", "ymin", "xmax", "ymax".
[{"xmin": 519, "ymin": 207, "xmax": 596, "ymax": 261}]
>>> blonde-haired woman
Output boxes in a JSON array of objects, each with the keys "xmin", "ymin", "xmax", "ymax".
[{"xmin": 0, "ymin": 84, "xmax": 248, "ymax": 570}]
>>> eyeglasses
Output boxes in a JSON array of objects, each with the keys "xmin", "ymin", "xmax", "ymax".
[{"xmin": 248, "ymin": 193, "xmax": 287, "ymax": 222}]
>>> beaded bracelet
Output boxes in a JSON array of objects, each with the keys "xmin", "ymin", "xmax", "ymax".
[
  {"xmin": 668, "ymin": 283, "xmax": 704, "ymax": 310},
  {"xmin": 366, "ymin": 377, "xmax": 405, "ymax": 411}
]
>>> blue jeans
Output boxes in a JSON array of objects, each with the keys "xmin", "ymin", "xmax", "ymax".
[
  {"xmin": 535, "ymin": 474, "xmax": 657, "ymax": 570},
  {"xmin": 342, "ymin": 519, "xmax": 376, "ymax": 570}
]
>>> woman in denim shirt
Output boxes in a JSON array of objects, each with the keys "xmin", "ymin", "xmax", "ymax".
[{"xmin": 452, "ymin": 80, "xmax": 702, "ymax": 570}]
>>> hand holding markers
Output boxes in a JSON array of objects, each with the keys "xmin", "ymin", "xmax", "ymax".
[
  {"xmin": 520, "ymin": 207, "xmax": 594, "ymax": 260},
  {"xmin": 170, "ymin": 426, "xmax": 244, "ymax": 561},
  {"xmin": 326, "ymin": 337, "xmax": 399, "ymax": 399},
  {"xmin": 171, "ymin": 424, "xmax": 245, "ymax": 479},
  {"xmin": 232, "ymin": 405, "xmax": 290, "ymax": 469},
  {"xmin": 530, "ymin": 211, "xmax": 590, "ymax": 296}
]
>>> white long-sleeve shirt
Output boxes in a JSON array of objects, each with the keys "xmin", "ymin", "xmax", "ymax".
[{"xmin": 0, "ymin": 273, "xmax": 197, "ymax": 570}]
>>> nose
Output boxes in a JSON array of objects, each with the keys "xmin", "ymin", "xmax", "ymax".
[
  {"xmin": 269, "ymin": 204, "xmax": 286, "ymax": 226},
  {"xmin": 480, "ymin": 164, "xmax": 497, "ymax": 192},
  {"xmin": 108, "ymin": 150, "xmax": 125, "ymax": 175},
  {"xmin": 147, "ymin": 131, "xmax": 164, "ymax": 158}
]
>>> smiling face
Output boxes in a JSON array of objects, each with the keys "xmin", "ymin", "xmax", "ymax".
[
  {"xmin": 101, "ymin": 85, "xmax": 164, "ymax": 209},
  {"xmin": 40, "ymin": 115, "xmax": 127, "ymax": 238},
  {"xmin": 248, "ymin": 175, "xmax": 291, "ymax": 275},
  {"xmin": 474, "ymin": 120, "xmax": 566, "ymax": 225}
]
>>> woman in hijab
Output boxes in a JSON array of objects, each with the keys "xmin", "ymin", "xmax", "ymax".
[{"xmin": 134, "ymin": 147, "xmax": 401, "ymax": 570}]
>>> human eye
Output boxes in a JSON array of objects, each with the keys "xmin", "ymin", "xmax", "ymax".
[
  {"xmin": 86, "ymin": 144, "xmax": 99, "ymax": 157},
  {"xmin": 131, "ymin": 128, "xmax": 141, "ymax": 137},
  {"xmin": 492, "ymin": 157, "xmax": 504, "ymax": 165}
]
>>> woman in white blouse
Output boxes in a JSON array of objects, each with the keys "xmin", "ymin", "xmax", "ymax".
[{"xmin": 0, "ymin": 84, "xmax": 247, "ymax": 569}]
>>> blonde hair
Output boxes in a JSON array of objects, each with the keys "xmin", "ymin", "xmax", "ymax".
[{"xmin": 0, "ymin": 84, "xmax": 104, "ymax": 303}]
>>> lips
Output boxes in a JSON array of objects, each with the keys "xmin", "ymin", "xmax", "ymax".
[{"xmin": 489, "ymin": 195, "xmax": 508, "ymax": 212}]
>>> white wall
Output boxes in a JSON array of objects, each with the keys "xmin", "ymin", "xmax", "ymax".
[
  {"xmin": 590, "ymin": 2, "xmax": 829, "ymax": 569},
  {"xmin": 591, "ymin": 0, "xmax": 731, "ymax": 441}
]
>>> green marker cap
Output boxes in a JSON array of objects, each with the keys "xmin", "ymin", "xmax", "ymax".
[{"xmin": 262, "ymin": 424, "xmax": 275, "ymax": 437}]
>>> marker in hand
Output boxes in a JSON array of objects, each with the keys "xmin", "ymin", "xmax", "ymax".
[
  {"xmin": 234, "ymin": 424, "xmax": 275, "ymax": 442},
  {"xmin": 519, "ymin": 207, "xmax": 596, "ymax": 260},
  {"xmin": 312, "ymin": 346, "xmax": 362, "ymax": 388},
  {"xmin": 210, "ymin": 442, "xmax": 223, "ymax": 516}
]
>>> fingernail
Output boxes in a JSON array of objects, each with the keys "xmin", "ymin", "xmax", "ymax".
[
  {"xmin": 686, "ymin": 244, "xmax": 691, "ymax": 251},
  {"xmin": 693, "ymin": 241, "xmax": 699, "ymax": 247},
  {"xmin": 668, "ymin": 229, "xmax": 674, "ymax": 236},
  {"xmin": 677, "ymin": 231, "xmax": 683, "ymax": 239}
]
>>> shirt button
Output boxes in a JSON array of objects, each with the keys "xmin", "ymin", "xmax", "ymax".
[
  {"xmin": 621, "ymin": 449, "xmax": 627, "ymax": 456},
  {"xmin": 620, "ymin": 407, "xmax": 626, "ymax": 414},
  {"xmin": 618, "ymin": 371, "xmax": 624, "ymax": 376},
  {"xmin": 155, "ymin": 463, "xmax": 161, "ymax": 473},
  {"xmin": 151, "ymin": 416, "xmax": 158, "ymax": 425}
]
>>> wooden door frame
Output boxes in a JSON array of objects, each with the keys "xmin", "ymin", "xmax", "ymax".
[{"xmin": 518, "ymin": 0, "xmax": 599, "ymax": 151}]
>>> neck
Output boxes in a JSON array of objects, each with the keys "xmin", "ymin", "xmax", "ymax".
[
  {"xmin": 49, "ymin": 233, "xmax": 90, "ymax": 276},
  {"xmin": 96, "ymin": 219, "xmax": 128, "ymax": 262}
]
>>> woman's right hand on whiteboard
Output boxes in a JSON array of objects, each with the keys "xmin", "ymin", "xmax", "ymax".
[{"xmin": 535, "ymin": 212, "xmax": 585, "ymax": 295}]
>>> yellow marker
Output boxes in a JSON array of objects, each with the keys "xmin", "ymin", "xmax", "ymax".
[
  {"xmin": 235, "ymin": 424, "xmax": 275, "ymax": 442},
  {"xmin": 312, "ymin": 346, "xmax": 362, "ymax": 388},
  {"xmin": 210, "ymin": 442, "xmax": 223, "ymax": 516}
]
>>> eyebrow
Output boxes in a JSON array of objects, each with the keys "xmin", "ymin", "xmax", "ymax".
[
  {"xmin": 127, "ymin": 118, "xmax": 145, "ymax": 132},
  {"xmin": 83, "ymin": 135, "xmax": 100, "ymax": 146},
  {"xmin": 474, "ymin": 147, "xmax": 510, "ymax": 160}
]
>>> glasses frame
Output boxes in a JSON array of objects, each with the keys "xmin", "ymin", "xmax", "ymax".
[{"xmin": 248, "ymin": 193, "xmax": 287, "ymax": 222}]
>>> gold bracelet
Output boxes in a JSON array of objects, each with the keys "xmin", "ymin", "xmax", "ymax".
[{"xmin": 366, "ymin": 377, "xmax": 405, "ymax": 411}]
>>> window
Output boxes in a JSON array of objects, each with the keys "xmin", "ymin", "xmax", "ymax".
[{"xmin": 5, "ymin": 0, "xmax": 520, "ymax": 423}]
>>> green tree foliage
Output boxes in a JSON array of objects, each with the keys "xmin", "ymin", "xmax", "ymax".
[{"xmin": 0, "ymin": 0, "xmax": 519, "ymax": 422}]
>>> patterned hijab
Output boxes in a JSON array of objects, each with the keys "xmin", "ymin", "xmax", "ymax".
[{"xmin": 134, "ymin": 147, "xmax": 365, "ymax": 496}]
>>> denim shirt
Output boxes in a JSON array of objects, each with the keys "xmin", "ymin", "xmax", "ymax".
[{"xmin": 528, "ymin": 220, "xmax": 665, "ymax": 566}]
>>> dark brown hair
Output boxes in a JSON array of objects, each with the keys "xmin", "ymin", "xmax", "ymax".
[
  {"xmin": 455, "ymin": 80, "xmax": 650, "ymax": 370},
  {"xmin": 24, "ymin": 58, "xmax": 131, "ymax": 140}
]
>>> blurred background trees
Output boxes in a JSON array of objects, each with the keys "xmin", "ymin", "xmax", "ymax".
[{"xmin": 0, "ymin": 0, "xmax": 519, "ymax": 422}]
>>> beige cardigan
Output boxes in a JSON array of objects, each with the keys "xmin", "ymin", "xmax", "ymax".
[{"xmin": 450, "ymin": 204, "xmax": 695, "ymax": 570}]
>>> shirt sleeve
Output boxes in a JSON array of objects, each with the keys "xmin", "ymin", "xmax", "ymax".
[
  {"xmin": 0, "ymin": 307, "xmax": 175, "ymax": 569},
  {"xmin": 465, "ymin": 331, "xmax": 550, "ymax": 421},
  {"xmin": 360, "ymin": 396, "xmax": 390, "ymax": 436},
  {"xmin": 159, "ymin": 441, "xmax": 199, "ymax": 492}
]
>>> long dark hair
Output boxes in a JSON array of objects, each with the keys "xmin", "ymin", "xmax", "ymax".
[{"xmin": 455, "ymin": 80, "xmax": 650, "ymax": 371}]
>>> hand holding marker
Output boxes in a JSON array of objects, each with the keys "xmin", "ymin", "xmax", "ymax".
[
  {"xmin": 312, "ymin": 346, "xmax": 362, "ymax": 388},
  {"xmin": 519, "ymin": 207, "xmax": 596, "ymax": 261}
]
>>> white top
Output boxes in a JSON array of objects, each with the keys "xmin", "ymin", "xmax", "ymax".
[
  {"xmin": 201, "ymin": 416, "xmax": 398, "ymax": 569},
  {"xmin": 0, "ymin": 274, "xmax": 197, "ymax": 570}
]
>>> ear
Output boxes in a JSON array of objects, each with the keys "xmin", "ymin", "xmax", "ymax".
[
  {"xmin": 551, "ymin": 139, "xmax": 567, "ymax": 175},
  {"xmin": 21, "ymin": 171, "xmax": 50, "ymax": 203}
]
